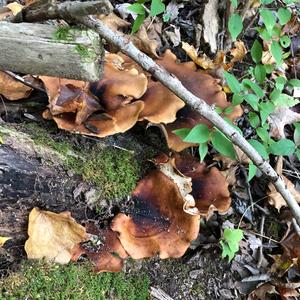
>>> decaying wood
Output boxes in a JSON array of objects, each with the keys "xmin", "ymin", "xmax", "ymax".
[
  {"xmin": 11, "ymin": 0, "xmax": 113, "ymax": 23},
  {"xmin": 0, "ymin": 22, "xmax": 103, "ymax": 81},
  {"xmin": 9, "ymin": 0, "xmax": 300, "ymax": 226},
  {"xmin": 0, "ymin": 124, "xmax": 88, "ymax": 263}
]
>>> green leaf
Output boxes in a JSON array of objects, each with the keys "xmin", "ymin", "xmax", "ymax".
[
  {"xmin": 248, "ymin": 162, "xmax": 257, "ymax": 182},
  {"xmin": 256, "ymin": 127, "xmax": 271, "ymax": 144},
  {"xmin": 264, "ymin": 64, "xmax": 274, "ymax": 74},
  {"xmin": 224, "ymin": 106, "xmax": 234, "ymax": 115},
  {"xmin": 232, "ymin": 94, "xmax": 244, "ymax": 106},
  {"xmin": 172, "ymin": 128, "xmax": 191, "ymax": 139},
  {"xmin": 289, "ymin": 79, "xmax": 300, "ymax": 87},
  {"xmin": 248, "ymin": 112, "xmax": 260, "ymax": 128},
  {"xmin": 224, "ymin": 71, "xmax": 242, "ymax": 94},
  {"xmin": 280, "ymin": 35, "xmax": 291, "ymax": 48},
  {"xmin": 199, "ymin": 143, "xmax": 208, "ymax": 163},
  {"xmin": 270, "ymin": 41, "xmax": 283, "ymax": 66},
  {"xmin": 275, "ymin": 77, "xmax": 287, "ymax": 91},
  {"xmin": 275, "ymin": 94, "xmax": 299, "ymax": 108},
  {"xmin": 221, "ymin": 228, "xmax": 243, "ymax": 262},
  {"xmin": 211, "ymin": 130, "xmax": 236, "ymax": 159},
  {"xmin": 251, "ymin": 40, "xmax": 263, "ymax": 63},
  {"xmin": 230, "ymin": 0, "xmax": 238, "ymax": 8},
  {"xmin": 260, "ymin": 0, "xmax": 274, "ymax": 4},
  {"xmin": 260, "ymin": 9, "xmax": 276, "ymax": 34},
  {"xmin": 270, "ymin": 88, "xmax": 281, "ymax": 101},
  {"xmin": 248, "ymin": 139, "xmax": 269, "ymax": 159},
  {"xmin": 294, "ymin": 123, "xmax": 300, "ymax": 146},
  {"xmin": 150, "ymin": 0, "xmax": 165, "ymax": 16},
  {"xmin": 268, "ymin": 139, "xmax": 296, "ymax": 156},
  {"xmin": 259, "ymin": 101, "xmax": 275, "ymax": 124},
  {"xmin": 128, "ymin": 3, "xmax": 146, "ymax": 14},
  {"xmin": 296, "ymin": 148, "xmax": 300, "ymax": 161},
  {"xmin": 254, "ymin": 64, "xmax": 266, "ymax": 83},
  {"xmin": 277, "ymin": 8, "xmax": 291, "ymax": 26},
  {"xmin": 131, "ymin": 14, "xmax": 145, "ymax": 34},
  {"xmin": 258, "ymin": 28, "xmax": 272, "ymax": 41},
  {"xmin": 244, "ymin": 94, "xmax": 259, "ymax": 110},
  {"xmin": 183, "ymin": 124, "xmax": 210, "ymax": 143},
  {"xmin": 228, "ymin": 13, "xmax": 243, "ymax": 42},
  {"xmin": 242, "ymin": 79, "xmax": 265, "ymax": 98}
]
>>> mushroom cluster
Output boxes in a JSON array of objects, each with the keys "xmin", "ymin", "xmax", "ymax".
[{"xmin": 41, "ymin": 50, "xmax": 242, "ymax": 150}]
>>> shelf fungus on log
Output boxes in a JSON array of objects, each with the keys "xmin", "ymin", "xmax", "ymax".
[
  {"xmin": 71, "ymin": 223, "xmax": 128, "ymax": 273},
  {"xmin": 111, "ymin": 170, "xmax": 200, "ymax": 259},
  {"xmin": 43, "ymin": 100, "xmax": 144, "ymax": 138},
  {"xmin": 155, "ymin": 50, "xmax": 243, "ymax": 152},
  {"xmin": 173, "ymin": 154, "xmax": 231, "ymax": 217},
  {"xmin": 89, "ymin": 53, "xmax": 148, "ymax": 111}
]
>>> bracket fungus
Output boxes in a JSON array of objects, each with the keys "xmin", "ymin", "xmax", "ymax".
[
  {"xmin": 71, "ymin": 224, "xmax": 128, "ymax": 273},
  {"xmin": 40, "ymin": 50, "xmax": 242, "ymax": 151},
  {"xmin": 155, "ymin": 50, "xmax": 243, "ymax": 152},
  {"xmin": 173, "ymin": 154, "xmax": 232, "ymax": 217},
  {"xmin": 111, "ymin": 170, "xmax": 200, "ymax": 259}
]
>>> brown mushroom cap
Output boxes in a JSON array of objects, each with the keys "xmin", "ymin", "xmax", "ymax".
[
  {"xmin": 40, "ymin": 76, "xmax": 101, "ymax": 125},
  {"xmin": 71, "ymin": 223, "xmax": 128, "ymax": 273},
  {"xmin": 89, "ymin": 53, "xmax": 148, "ymax": 111},
  {"xmin": 156, "ymin": 50, "xmax": 243, "ymax": 151},
  {"xmin": 138, "ymin": 80, "xmax": 185, "ymax": 124},
  {"xmin": 46, "ymin": 100, "xmax": 144, "ymax": 138},
  {"xmin": 0, "ymin": 71, "xmax": 32, "ymax": 100},
  {"xmin": 111, "ymin": 170, "xmax": 200, "ymax": 259},
  {"xmin": 174, "ymin": 154, "xmax": 231, "ymax": 216}
]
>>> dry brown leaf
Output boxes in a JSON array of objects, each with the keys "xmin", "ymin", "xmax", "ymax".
[
  {"xmin": 98, "ymin": 13, "xmax": 130, "ymax": 32},
  {"xmin": 0, "ymin": 71, "xmax": 32, "ymax": 100},
  {"xmin": 267, "ymin": 157, "xmax": 300, "ymax": 210},
  {"xmin": 202, "ymin": 0, "xmax": 219, "ymax": 53},
  {"xmin": 25, "ymin": 207, "xmax": 88, "ymax": 264},
  {"xmin": 131, "ymin": 24, "xmax": 160, "ymax": 57},
  {"xmin": 182, "ymin": 41, "xmax": 246, "ymax": 71},
  {"xmin": 269, "ymin": 107, "xmax": 300, "ymax": 139},
  {"xmin": 6, "ymin": 2, "xmax": 23, "ymax": 15},
  {"xmin": 0, "ymin": 236, "xmax": 11, "ymax": 247},
  {"xmin": 248, "ymin": 283, "xmax": 277, "ymax": 300}
]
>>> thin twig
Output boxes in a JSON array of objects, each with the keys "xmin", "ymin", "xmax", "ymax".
[
  {"xmin": 3, "ymin": 70, "xmax": 46, "ymax": 93},
  {"xmin": 257, "ymin": 214, "xmax": 265, "ymax": 268}
]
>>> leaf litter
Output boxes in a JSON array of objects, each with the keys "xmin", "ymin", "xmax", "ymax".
[{"xmin": 1, "ymin": 0, "xmax": 300, "ymax": 299}]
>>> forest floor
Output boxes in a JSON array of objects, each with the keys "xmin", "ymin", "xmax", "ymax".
[{"xmin": 1, "ymin": 0, "xmax": 300, "ymax": 299}]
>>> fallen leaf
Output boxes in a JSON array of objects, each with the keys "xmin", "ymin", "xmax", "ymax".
[
  {"xmin": 25, "ymin": 208, "xmax": 88, "ymax": 264},
  {"xmin": 202, "ymin": 0, "xmax": 219, "ymax": 53},
  {"xmin": 269, "ymin": 106, "xmax": 300, "ymax": 140},
  {"xmin": 6, "ymin": 2, "xmax": 23, "ymax": 15},
  {"xmin": 248, "ymin": 283, "xmax": 277, "ymax": 300},
  {"xmin": 164, "ymin": 0, "xmax": 184, "ymax": 22},
  {"xmin": 165, "ymin": 27, "xmax": 181, "ymax": 47},
  {"xmin": 0, "ymin": 71, "xmax": 32, "ymax": 100},
  {"xmin": 267, "ymin": 157, "xmax": 300, "ymax": 210},
  {"xmin": 0, "ymin": 236, "xmax": 11, "ymax": 247}
]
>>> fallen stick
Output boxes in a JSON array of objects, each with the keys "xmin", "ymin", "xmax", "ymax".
[{"xmin": 10, "ymin": 1, "xmax": 300, "ymax": 226}]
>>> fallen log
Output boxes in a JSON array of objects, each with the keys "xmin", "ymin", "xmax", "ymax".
[{"xmin": 0, "ymin": 22, "xmax": 103, "ymax": 81}]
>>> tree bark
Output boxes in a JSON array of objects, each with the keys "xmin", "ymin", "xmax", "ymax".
[{"xmin": 0, "ymin": 22, "xmax": 103, "ymax": 81}]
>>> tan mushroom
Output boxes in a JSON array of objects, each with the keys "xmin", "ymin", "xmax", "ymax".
[
  {"xmin": 71, "ymin": 223, "xmax": 128, "ymax": 273},
  {"xmin": 111, "ymin": 170, "xmax": 200, "ymax": 259}
]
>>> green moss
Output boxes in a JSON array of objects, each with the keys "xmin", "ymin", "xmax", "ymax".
[
  {"xmin": 0, "ymin": 261, "xmax": 150, "ymax": 300},
  {"xmin": 25, "ymin": 123, "xmax": 140, "ymax": 200}
]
